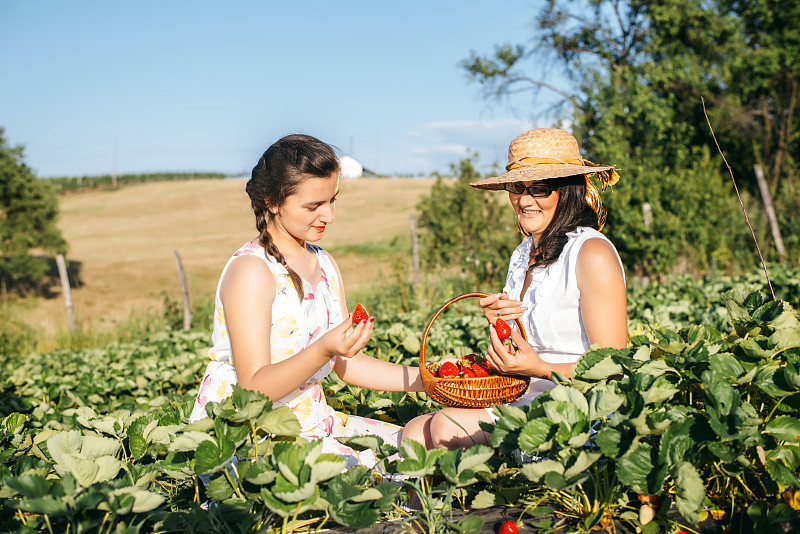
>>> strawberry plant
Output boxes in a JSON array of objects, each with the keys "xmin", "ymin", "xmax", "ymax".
[{"xmin": 2, "ymin": 269, "xmax": 800, "ymax": 532}]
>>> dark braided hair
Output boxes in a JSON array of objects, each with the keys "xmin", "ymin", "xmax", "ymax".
[
  {"xmin": 529, "ymin": 175, "xmax": 600, "ymax": 267},
  {"xmin": 245, "ymin": 134, "xmax": 339, "ymax": 301}
]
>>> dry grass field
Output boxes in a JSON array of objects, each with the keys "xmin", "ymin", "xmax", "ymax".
[{"xmin": 19, "ymin": 177, "xmax": 437, "ymax": 335}]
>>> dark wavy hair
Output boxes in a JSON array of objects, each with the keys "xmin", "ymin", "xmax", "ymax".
[
  {"xmin": 245, "ymin": 134, "xmax": 339, "ymax": 299},
  {"xmin": 529, "ymin": 175, "xmax": 600, "ymax": 267}
]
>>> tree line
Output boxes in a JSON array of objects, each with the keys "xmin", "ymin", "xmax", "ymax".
[
  {"xmin": 459, "ymin": 0, "xmax": 799, "ymax": 279},
  {"xmin": 4, "ymin": 0, "xmax": 799, "ymax": 294}
]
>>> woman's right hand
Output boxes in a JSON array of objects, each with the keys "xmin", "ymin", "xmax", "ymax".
[
  {"xmin": 479, "ymin": 292, "xmax": 525, "ymax": 325},
  {"xmin": 318, "ymin": 314, "xmax": 374, "ymax": 359}
]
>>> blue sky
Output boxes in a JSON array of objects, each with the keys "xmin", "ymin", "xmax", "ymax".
[{"xmin": 1, "ymin": 1, "xmax": 569, "ymax": 178}]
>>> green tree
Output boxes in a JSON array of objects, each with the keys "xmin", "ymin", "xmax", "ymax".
[
  {"xmin": 462, "ymin": 0, "xmax": 797, "ymax": 276},
  {"xmin": 0, "ymin": 128, "xmax": 67, "ymax": 292},
  {"xmin": 416, "ymin": 157, "xmax": 518, "ymax": 288}
]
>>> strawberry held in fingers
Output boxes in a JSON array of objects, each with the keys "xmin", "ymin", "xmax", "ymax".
[
  {"xmin": 495, "ymin": 318, "xmax": 513, "ymax": 347},
  {"xmin": 352, "ymin": 303, "xmax": 369, "ymax": 324}
]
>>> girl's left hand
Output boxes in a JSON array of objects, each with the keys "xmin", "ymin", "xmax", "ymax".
[{"xmin": 485, "ymin": 323, "xmax": 545, "ymax": 378}]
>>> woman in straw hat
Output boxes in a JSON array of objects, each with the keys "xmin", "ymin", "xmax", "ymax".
[{"xmin": 402, "ymin": 128, "xmax": 628, "ymax": 450}]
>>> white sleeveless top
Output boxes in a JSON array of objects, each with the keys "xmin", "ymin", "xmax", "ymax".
[{"xmin": 503, "ymin": 227, "xmax": 625, "ymax": 406}]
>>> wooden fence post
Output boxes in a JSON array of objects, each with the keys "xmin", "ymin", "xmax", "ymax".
[
  {"xmin": 409, "ymin": 215, "xmax": 420, "ymax": 286},
  {"xmin": 753, "ymin": 164, "xmax": 786, "ymax": 257},
  {"xmin": 173, "ymin": 250, "xmax": 192, "ymax": 330},
  {"xmin": 55, "ymin": 254, "xmax": 76, "ymax": 332}
]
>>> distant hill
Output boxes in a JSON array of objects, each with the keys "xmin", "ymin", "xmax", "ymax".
[{"xmin": 20, "ymin": 177, "xmax": 436, "ymax": 333}]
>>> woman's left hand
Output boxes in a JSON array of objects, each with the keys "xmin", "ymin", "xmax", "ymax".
[{"xmin": 485, "ymin": 323, "xmax": 545, "ymax": 378}]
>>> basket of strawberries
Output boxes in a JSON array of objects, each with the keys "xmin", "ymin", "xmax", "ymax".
[{"xmin": 419, "ymin": 292, "xmax": 531, "ymax": 408}]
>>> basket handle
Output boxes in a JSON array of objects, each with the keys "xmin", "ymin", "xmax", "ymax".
[{"xmin": 419, "ymin": 292, "xmax": 528, "ymax": 369}]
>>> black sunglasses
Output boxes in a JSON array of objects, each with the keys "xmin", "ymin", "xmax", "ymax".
[{"xmin": 503, "ymin": 181, "xmax": 555, "ymax": 197}]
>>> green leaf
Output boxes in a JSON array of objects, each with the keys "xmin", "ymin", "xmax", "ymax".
[
  {"xmin": 261, "ymin": 485, "xmax": 323, "ymax": 517},
  {"xmin": 169, "ymin": 431, "xmax": 214, "ymax": 452},
  {"xmin": 671, "ymin": 461, "xmax": 704, "ymax": 523},
  {"xmin": 450, "ymin": 515, "xmax": 484, "ymax": 533},
  {"xmin": 765, "ymin": 458, "xmax": 800, "ymax": 488},
  {"xmin": 658, "ymin": 413, "xmax": 711, "ymax": 465},
  {"xmin": 46, "ymin": 431, "xmax": 123, "ymax": 486},
  {"xmin": 616, "ymin": 443, "xmax": 654, "ymax": 495},
  {"xmin": 543, "ymin": 400, "xmax": 586, "ymax": 428},
  {"xmin": 639, "ymin": 374, "xmax": 680, "ymax": 405},
  {"xmin": 456, "ymin": 444, "xmax": 494, "ymax": 473},
  {"xmin": 310, "ymin": 454, "xmax": 347, "ymax": 483},
  {"xmin": 99, "ymin": 487, "xmax": 166, "ymax": 514},
  {"xmin": 764, "ymin": 416, "xmax": 800, "ymax": 443},
  {"xmin": 243, "ymin": 457, "xmax": 277, "ymax": 485},
  {"xmin": 438, "ymin": 445, "xmax": 493, "ymax": 486},
  {"xmin": 273, "ymin": 440, "xmax": 313, "ymax": 486},
  {"xmin": 397, "ymin": 440, "xmax": 447, "ymax": 477},
  {"xmin": 272, "ymin": 476, "xmax": 317, "ymax": 502},
  {"xmin": 549, "ymin": 386, "xmax": 589, "ymax": 415},
  {"xmin": 204, "ymin": 472, "xmax": 235, "ymax": 502},
  {"xmin": 574, "ymin": 349, "xmax": 624, "ymax": 380},
  {"xmin": 586, "ymin": 383, "xmax": 625, "ymax": 421},
  {"xmin": 194, "ymin": 436, "xmax": 236, "ymax": 475},
  {"xmin": 518, "ymin": 419, "xmax": 556, "ymax": 452},
  {"xmin": 564, "ymin": 451, "xmax": 601, "ymax": 480},
  {"xmin": 595, "ymin": 426, "xmax": 628, "ymax": 458},
  {"xmin": 16, "ymin": 497, "xmax": 69, "ymax": 516},
  {"xmin": 520, "ymin": 459, "xmax": 564, "ymax": 483},
  {"xmin": 4, "ymin": 474, "xmax": 49, "ymax": 498},
  {"xmin": 254, "ymin": 406, "xmax": 301, "ymax": 437},
  {"xmin": 470, "ymin": 489, "xmax": 502, "ymax": 509},
  {"xmin": 129, "ymin": 434, "xmax": 147, "ymax": 460},
  {"xmin": 755, "ymin": 362, "xmax": 795, "ymax": 397}
]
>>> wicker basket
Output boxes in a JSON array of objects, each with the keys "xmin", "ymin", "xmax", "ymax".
[{"xmin": 419, "ymin": 292, "xmax": 531, "ymax": 408}]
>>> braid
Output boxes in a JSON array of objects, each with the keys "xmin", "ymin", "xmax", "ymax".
[{"xmin": 257, "ymin": 210, "xmax": 305, "ymax": 300}]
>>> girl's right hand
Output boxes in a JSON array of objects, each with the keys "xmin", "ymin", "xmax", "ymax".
[
  {"xmin": 318, "ymin": 314, "xmax": 374, "ymax": 359},
  {"xmin": 479, "ymin": 292, "xmax": 525, "ymax": 325}
]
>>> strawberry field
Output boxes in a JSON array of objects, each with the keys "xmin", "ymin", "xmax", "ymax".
[{"xmin": 2, "ymin": 267, "xmax": 800, "ymax": 533}]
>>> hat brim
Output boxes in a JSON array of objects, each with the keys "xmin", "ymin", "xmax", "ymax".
[{"xmin": 470, "ymin": 164, "xmax": 615, "ymax": 191}]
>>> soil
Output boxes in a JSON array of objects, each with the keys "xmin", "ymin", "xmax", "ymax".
[{"xmin": 319, "ymin": 504, "xmax": 800, "ymax": 533}]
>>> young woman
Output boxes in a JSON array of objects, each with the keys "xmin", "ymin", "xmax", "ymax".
[
  {"xmin": 190, "ymin": 134, "xmax": 425, "ymax": 467},
  {"xmin": 402, "ymin": 128, "xmax": 628, "ymax": 450}
]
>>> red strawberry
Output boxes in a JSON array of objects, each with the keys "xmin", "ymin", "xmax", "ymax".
[
  {"xmin": 463, "ymin": 353, "xmax": 477, "ymax": 362},
  {"xmin": 637, "ymin": 494, "xmax": 657, "ymax": 505},
  {"xmin": 495, "ymin": 318, "xmax": 513, "ymax": 348},
  {"xmin": 352, "ymin": 303, "xmax": 369, "ymax": 324},
  {"xmin": 462, "ymin": 368, "xmax": 476, "ymax": 378},
  {"xmin": 437, "ymin": 361, "xmax": 460, "ymax": 378},
  {"xmin": 498, "ymin": 521, "xmax": 518, "ymax": 534},
  {"xmin": 495, "ymin": 318, "xmax": 511, "ymax": 339},
  {"xmin": 472, "ymin": 363, "xmax": 490, "ymax": 377}
]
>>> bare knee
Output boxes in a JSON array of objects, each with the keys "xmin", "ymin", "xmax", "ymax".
[
  {"xmin": 429, "ymin": 409, "xmax": 492, "ymax": 450},
  {"xmin": 401, "ymin": 414, "xmax": 433, "ymax": 449}
]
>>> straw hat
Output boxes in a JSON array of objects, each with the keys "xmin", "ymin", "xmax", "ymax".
[{"xmin": 470, "ymin": 128, "xmax": 619, "ymax": 190}]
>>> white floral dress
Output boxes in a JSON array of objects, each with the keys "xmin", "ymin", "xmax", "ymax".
[{"xmin": 190, "ymin": 240, "xmax": 401, "ymax": 468}]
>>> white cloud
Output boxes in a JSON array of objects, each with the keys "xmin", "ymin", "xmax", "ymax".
[
  {"xmin": 403, "ymin": 118, "xmax": 546, "ymax": 174},
  {"xmin": 410, "ymin": 144, "xmax": 470, "ymax": 156}
]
